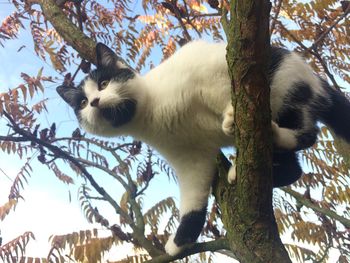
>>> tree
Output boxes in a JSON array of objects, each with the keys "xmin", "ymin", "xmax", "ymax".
[{"xmin": 0, "ymin": 0, "xmax": 350, "ymax": 262}]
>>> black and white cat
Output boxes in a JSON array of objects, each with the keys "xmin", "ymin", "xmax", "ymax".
[{"xmin": 57, "ymin": 41, "xmax": 350, "ymax": 256}]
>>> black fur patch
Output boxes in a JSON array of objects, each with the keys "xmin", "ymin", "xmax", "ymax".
[
  {"xmin": 101, "ymin": 99, "xmax": 136, "ymax": 127},
  {"xmin": 89, "ymin": 67, "xmax": 135, "ymax": 87},
  {"xmin": 56, "ymin": 84, "xmax": 86, "ymax": 114},
  {"xmin": 272, "ymin": 151, "xmax": 302, "ymax": 187},
  {"xmin": 277, "ymin": 108, "xmax": 303, "ymax": 129},
  {"xmin": 296, "ymin": 129, "xmax": 318, "ymax": 149},
  {"xmin": 269, "ymin": 47, "xmax": 290, "ymax": 77},
  {"xmin": 318, "ymin": 81, "xmax": 350, "ymax": 143},
  {"xmin": 276, "ymin": 82, "xmax": 313, "ymax": 130},
  {"xmin": 289, "ymin": 82, "xmax": 313, "ymax": 104},
  {"xmin": 173, "ymin": 206, "xmax": 207, "ymax": 247}
]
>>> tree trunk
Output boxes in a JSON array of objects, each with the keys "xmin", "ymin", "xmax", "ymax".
[{"xmin": 213, "ymin": 1, "xmax": 291, "ymax": 262}]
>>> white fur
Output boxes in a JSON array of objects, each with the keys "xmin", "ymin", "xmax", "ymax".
[
  {"xmin": 77, "ymin": 41, "xmax": 327, "ymax": 255},
  {"xmin": 270, "ymin": 52, "xmax": 326, "ymax": 120},
  {"xmin": 165, "ymin": 234, "xmax": 183, "ymax": 256},
  {"xmin": 271, "ymin": 121, "xmax": 298, "ymax": 150},
  {"xmin": 222, "ymin": 104, "xmax": 235, "ymax": 136}
]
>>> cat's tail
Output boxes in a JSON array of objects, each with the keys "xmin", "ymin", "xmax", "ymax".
[{"xmin": 318, "ymin": 80, "xmax": 350, "ymax": 143}]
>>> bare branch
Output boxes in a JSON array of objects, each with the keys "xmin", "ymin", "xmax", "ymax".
[
  {"xmin": 162, "ymin": 1, "xmax": 192, "ymax": 42},
  {"xmin": 270, "ymin": 0, "xmax": 283, "ymax": 35},
  {"xmin": 307, "ymin": 4, "xmax": 350, "ymax": 52},
  {"xmin": 144, "ymin": 238, "xmax": 231, "ymax": 263},
  {"xmin": 282, "ymin": 187, "xmax": 350, "ymax": 228},
  {"xmin": 35, "ymin": 0, "xmax": 97, "ymax": 64},
  {"xmin": 2, "ymin": 111, "xmax": 163, "ymax": 257},
  {"xmin": 3, "ymin": 112, "xmax": 132, "ymax": 221},
  {"xmin": 274, "ymin": 19, "xmax": 341, "ymax": 89}
]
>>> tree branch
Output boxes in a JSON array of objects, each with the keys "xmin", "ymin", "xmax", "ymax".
[
  {"xmin": 307, "ymin": 3, "xmax": 350, "ymax": 52},
  {"xmin": 220, "ymin": 1, "xmax": 229, "ymax": 36},
  {"xmin": 74, "ymin": 156, "xmax": 130, "ymax": 191},
  {"xmin": 270, "ymin": 0, "xmax": 283, "ymax": 35},
  {"xmin": 162, "ymin": 1, "xmax": 192, "ymax": 42},
  {"xmin": 282, "ymin": 187, "xmax": 350, "ymax": 228},
  {"xmin": 273, "ymin": 19, "xmax": 341, "ymax": 90},
  {"xmin": 36, "ymin": 0, "xmax": 97, "ymax": 64},
  {"xmin": 218, "ymin": 0, "xmax": 291, "ymax": 261},
  {"xmin": 144, "ymin": 238, "xmax": 231, "ymax": 263},
  {"xmin": 3, "ymin": 112, "xmax": 133, "ymax": 225},
  {"xmin": 2, "ymin": 111, "xmax": 163, "ymax": 257},
  {"xmin": 0, "ymin": 135, "xmax": 29, "ymax": 142}
]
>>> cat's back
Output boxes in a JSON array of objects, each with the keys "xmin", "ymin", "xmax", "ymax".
[
  {"xmin": 270, "ymin": 47, "xmax": 326, "ymax": 119},
  {"xmin": 146, "ymin": 40, "xmax": 227, "ymax": 80},
  {"xmin": 172, "ymin": 40, "xmax": 226, "ymax": 63}
]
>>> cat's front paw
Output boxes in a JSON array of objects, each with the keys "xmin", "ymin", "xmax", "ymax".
[
  {"xmin": 228, "ymin": 165, "xmax": 236, "ymax": 184},
  {"xmin": 222, "ymin": 106, "xmax": 235, "ymax": 136},
  {"xmin": 165, "ymin": 234, "xmax": 183, "ymax": 256}
]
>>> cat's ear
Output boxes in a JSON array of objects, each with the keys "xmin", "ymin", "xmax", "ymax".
[
  {"xmin": 96, "ymin": 43, "xmax": 130, "ymax": 70},
  {"xmin": 96, "ymin": 43, "xmax": 116, "ymax": 68},
  {"xmin": 56, "ymin": 85, "xmax": 80, "ymax": 107}
]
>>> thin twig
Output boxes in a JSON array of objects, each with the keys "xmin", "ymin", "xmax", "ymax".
[
  {"xmin": 2, "ymin": 111, "xmax": 134, "ymax": 226},
  {"xmin": 167, "ymin": 1, "xmax": 192, "ymax": 41},
  {"xmin": 182, "ymin": 0, "xmax": 202, "ymax": 38},
  {"xmin": 2, "ymin": 111, "xmax": 164, "ymax": 257},
  {"xmin": 270, "ymin": 0, "xmax": 283, "ymax": 35},
  {"xmin": 74, "ymin": 156, "xmax": 131, "ymax": 190},
  {"xmin": 282, "ymin": 187, "xmax": 350, "ymax": 228},
  {"xmin": 220, "ymin": 0, "xmax": 229, "ymax": 36},
  {"xmin": 144, "ymin": 238, "xmax": 231, "ymax": 263},
  {"xmin": 307, "ymin": 4, "xmax": 350, "ymax": 52},
  {"xmin": 274, "ymin": 19, "xmax": 341, "ymax": 89},
  {"xmin": 190, "ymin": 12, "xmax": 221, "ymax": 19}
]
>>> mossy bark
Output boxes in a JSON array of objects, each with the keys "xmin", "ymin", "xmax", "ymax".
[
  {"xmin": 213, "ymin": 1, "xmax": 291, "ymax": 262},
  {"xmin": 38, "ymin": 0, "xmax": 97, "ymax": 64}
]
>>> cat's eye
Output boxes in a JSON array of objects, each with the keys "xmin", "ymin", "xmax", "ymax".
[
  {"xmin": 100, "ymin": 80, "xmax": 109, "ymax": 90},
  {"xmin": 80, "ymin": 98, "xmax": 88, "ymax": 109}
]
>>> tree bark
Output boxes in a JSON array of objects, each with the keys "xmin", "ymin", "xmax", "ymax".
[
  {"xmin": 37, "ymin": 0, "xmax": 96, "ymax": 64},
  {"xmin": 213, "ymin": 1, "xmax": 292, "ymax": 262}
]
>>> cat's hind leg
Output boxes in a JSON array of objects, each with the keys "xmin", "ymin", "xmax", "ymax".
[
  {"xmin": 272, "ymin": 121, "xmax": 318, "ymax": 151},
  {"xmin": 165, "ymin": 154, "xmax": 216, "ymax": 256},
  {"xmin": 271, "ymin": 121, "xmax": 298, "ymax": 150}
]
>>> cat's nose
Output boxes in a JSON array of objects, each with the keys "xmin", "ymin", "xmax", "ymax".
[{"xmin": 90, "ymin": 98, "xmax": 100, "ymax": 107}]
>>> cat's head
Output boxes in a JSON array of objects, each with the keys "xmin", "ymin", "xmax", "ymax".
[{"xmin": 57, "ymin": 43, "xmax": 139, "ymax": 136}]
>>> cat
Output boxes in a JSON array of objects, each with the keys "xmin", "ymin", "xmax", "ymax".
[{"xmin": 57, "ymin": 41, "xmax": 350, "ymax": 256}]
